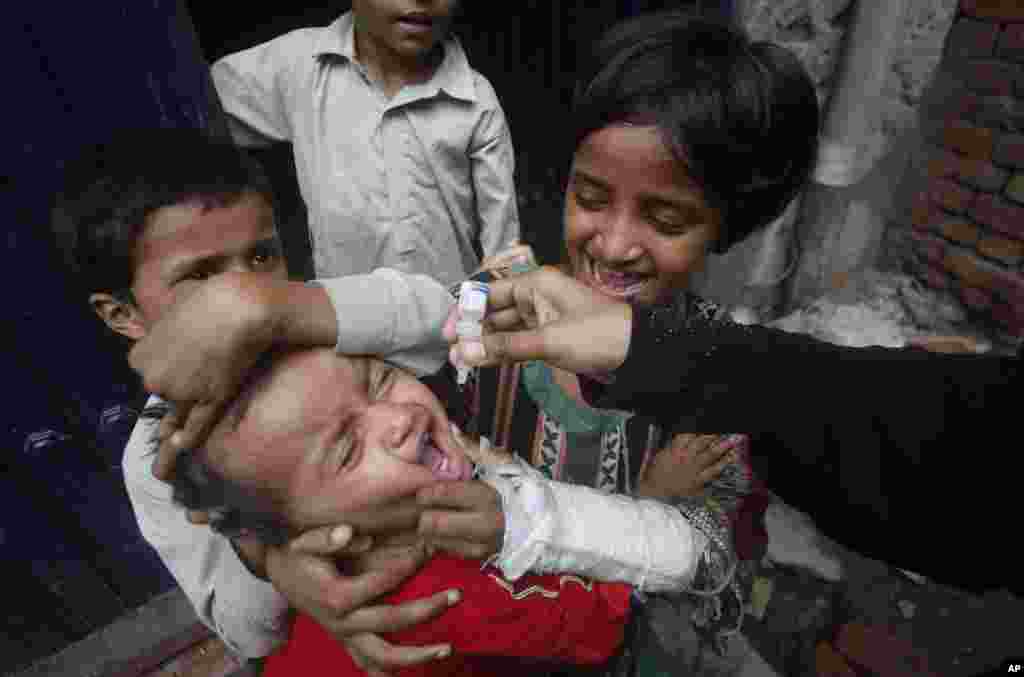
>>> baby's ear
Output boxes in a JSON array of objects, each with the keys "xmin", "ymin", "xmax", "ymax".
[{"xmin": 90, "ymin": 292, "xmax": 146, "ymax": 340}]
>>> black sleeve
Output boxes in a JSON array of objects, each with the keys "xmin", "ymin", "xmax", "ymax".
[{"xmin": 584, "ymin": 304, "xmax": 1023, "ymax": 596}]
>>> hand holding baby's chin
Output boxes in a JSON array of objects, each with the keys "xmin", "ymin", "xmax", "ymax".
[{"xmin": 416, "ymin": 481, "xmax": 505, "ymax": 561}]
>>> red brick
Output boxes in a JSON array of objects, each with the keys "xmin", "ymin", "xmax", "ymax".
[
  {"xmin": 930, "ymin": 177, "xmax": 977, "ymax": 213},
  {"xmin": 977, "ymin": 234, "xmax": 1024, "ymax": 264},
  {"xmin": 816, "ymin": 641, "xmax": 858, "ymax": 677},
  {"xmin": 961, "ymin": 0, "xmax": 1024, "ymax": 22},
  {"xmin": 960, "ymin": 285, "xmax": 994, "ymax": 310},
  {"xmin": 970, "ymin": 193, "xmax": 1024, "ymax": 237},
  {"xmin": 958, "ymin": 157, "xmax": 1010, "ymax": 191},
  {"xmin": 943, "ymin": 121, "xmax": 995, "ymax": 159},
  {"xmin": 993, "ymin": 132, "xmax": 1024, "ymax": 168},
  {"xmin": 1000, "ymin": 23, "xmax": 1024, "ymax": 60},
  {"xmin": 946, "ymin": 18, "xmax": 999, "ymax": 58},
  {"xmin": 926, "ymin": 148, "xmax": 962, "ymax": 179},
  {"xmin": 941, "ymin": 220, "xmax": 982, "ymax": 245},
  {"xmin": 992, "ymin": 267, "xmax": 1024, "ymax": 305},
  {"xmin": 911, "ymin": 193, "xmax": 946, "ymax": 230},
  {"xmin": 991, "ymin": 302, "xmax": 1024, "ymax": 335},
  {"xmin": 911, "ymin": 231, "xmax": 947, "ymax": 264},
  {"xmin": 943, "ymin": 248, "xmax": 999, "ymax": 288},
  {"xmin": 956, "ymin": 59, "xmax": 1019, "ymax": 96}
]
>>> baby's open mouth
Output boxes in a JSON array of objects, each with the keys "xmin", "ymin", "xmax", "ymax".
[{"xmin": 418, "ymin": 434, "xmax": 469, "ymax": 480}]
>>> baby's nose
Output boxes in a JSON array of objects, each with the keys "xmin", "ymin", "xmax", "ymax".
[{"xmin": 372, "ymin": 403, "xmax": 429, "ymax": 451}]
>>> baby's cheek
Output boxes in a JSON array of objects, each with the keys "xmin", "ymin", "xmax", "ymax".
[{"xmin": 357, "ymin": 457, "xmax": 437, "ymax": 506}]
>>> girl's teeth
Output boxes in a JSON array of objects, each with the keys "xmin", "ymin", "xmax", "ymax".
[{"xmin": 595, "ymin": 263, "xmax": 644, "ymax": 292}]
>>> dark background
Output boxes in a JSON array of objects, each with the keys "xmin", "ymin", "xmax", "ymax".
[{"xmin": 2, "ymin": 1, "xmax": 724, "ymax": 672}]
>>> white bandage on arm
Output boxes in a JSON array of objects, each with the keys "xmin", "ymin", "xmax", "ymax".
[{"xmin": 479, "ymin": 459, "xmax": 709, "ymax": 593}]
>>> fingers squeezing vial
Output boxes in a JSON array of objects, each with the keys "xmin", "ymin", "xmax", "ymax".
[{"xmin": 454, "ymin": 280, "xmax": 490, "ymax": 385}]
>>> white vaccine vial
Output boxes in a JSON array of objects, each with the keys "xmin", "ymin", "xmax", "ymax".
[{"xmin": 455, "ymin": 281, "xmax": 489, "ymax": 385}]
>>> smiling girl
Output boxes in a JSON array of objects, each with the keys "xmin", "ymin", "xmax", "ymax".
[{"xmin": 461, "ymin": 9, "xmax": 820, "ymax": 675}]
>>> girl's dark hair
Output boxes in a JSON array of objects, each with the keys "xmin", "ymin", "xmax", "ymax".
[
  {"xmin": 51, "ymin": 127, "xmax": 275, "ymax": 297},
  {"xmin": 571, "ymin": 9, "xmax": 820, "ymax": 252}
]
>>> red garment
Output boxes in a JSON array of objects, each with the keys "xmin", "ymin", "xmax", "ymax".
[
  {"xmin": 732, "ymin": 474, "xmax": 771, "ymax": 562},
  {"xmin": 263, "ymin": 554, "xmax": 631, "ymax": 677},
  {"xmin": 726, "ymin": 440, "xmax": 771, "ymax": 562}
]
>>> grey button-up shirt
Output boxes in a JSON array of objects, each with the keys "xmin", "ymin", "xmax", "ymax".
[{"xmin": 212, "ymin": 12, "xmax": 520, "ymax": 287}]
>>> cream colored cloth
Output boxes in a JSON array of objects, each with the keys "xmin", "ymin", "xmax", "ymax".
[{"xmin": 478, "ymin": 455, "xmax": 709, "ymax": 594}]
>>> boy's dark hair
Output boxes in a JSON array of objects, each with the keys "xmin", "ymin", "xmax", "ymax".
[
  {"xmin": 141, "ymin": 402, "xmax": 291, "ymax": 547},
  {"xmin": 51, "ymin": 127, "xmax": 275, "ymax": 299},
  {"xmin": 572, "ymin": 9, "xmax": 820, "ymax": 253}
]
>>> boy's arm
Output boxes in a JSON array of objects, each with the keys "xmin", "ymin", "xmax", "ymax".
[
  {"xmin": 122, "ymin": 410, "xmax": 289, "ymax": 659},
  {"xmin": 310, "ymin": 268, "xmax": 454, "ymax": 376},
  {"xmin": 210, "ymin": 29, "xmax": 315, "ymax": 146},
  {"xmin": 469, "ymin": 86, "xmax": 520, "ymax": 258}
]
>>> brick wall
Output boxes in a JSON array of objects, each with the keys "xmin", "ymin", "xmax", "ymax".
[{"xmin": 889, "ymin": 0, "xmax": 1024, "ymax": 342}]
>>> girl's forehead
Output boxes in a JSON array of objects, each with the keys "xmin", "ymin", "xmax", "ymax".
[
  {"xmin": 575, "ymin": 125, "xmax": 703, "ymax": 198},
  {"xmin": 577, "ymin": 125, "xmax": 676, "ymax": 173}
]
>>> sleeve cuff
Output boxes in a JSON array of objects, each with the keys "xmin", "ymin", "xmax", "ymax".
[
  {"xmin": 307, "ymin": 276, "xmax": 400, "ymax": 356},
  {"xmin": 310, "ymin": 269, "xmax": 454, "ymax": 376}
]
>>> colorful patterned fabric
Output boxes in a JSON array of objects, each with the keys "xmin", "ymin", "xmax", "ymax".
[{"xmin": 467, "ymin": 292, "xmax": 763, "ymax": 676}]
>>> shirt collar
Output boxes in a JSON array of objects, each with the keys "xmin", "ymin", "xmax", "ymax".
[
  {"xmin": 314, "ymin": 12, "xmax": 357, "ymax": 62},
  {"xmin": 313, "ymin": 12, "xmax": 476, "ymax": 104}
]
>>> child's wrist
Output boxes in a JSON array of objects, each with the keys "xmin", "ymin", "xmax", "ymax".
[
  {"xmin": 269, "ymin": 280, "xmax": 339, "ymax": 349},
  {"xmin": 260, "ymin": 277, "xmax": 293, "ymax": 346},
  {"xmin": 214, "ymin": 272, "xmax": 286, "ymax": 348}
]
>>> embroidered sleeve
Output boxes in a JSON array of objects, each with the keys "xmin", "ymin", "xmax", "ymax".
[{"xmin": 670, "ymin": 497, "xmax": 745, "ymax": 653}]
